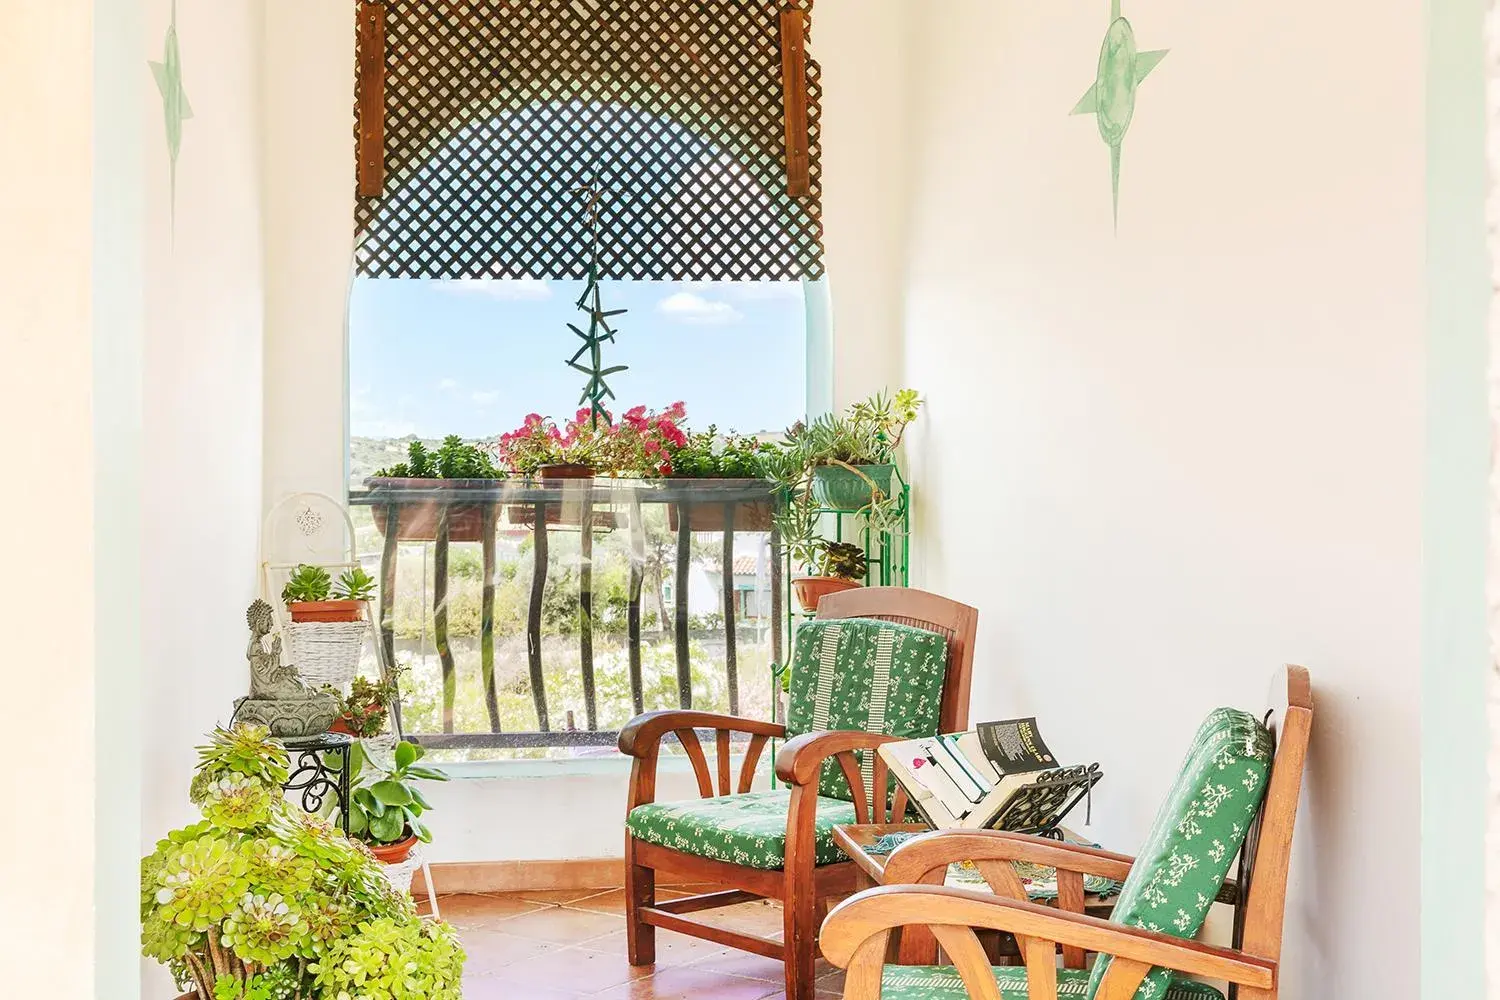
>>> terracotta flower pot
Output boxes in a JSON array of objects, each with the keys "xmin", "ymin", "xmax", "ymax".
[
  {"xmin": 328, "ymin": 717, "xmax": 355, "ymax": 736},
  {"xmin": 369, "ymin": 832, "xmax": 419, "ymax": 865},
  {"xmin": 792, "ymin": 576, "xmax": 863, "ymax": 613},
  {"xmin": 667, "ymin": 498, "xmax": 774, "ymax": 532},
  {"xmin": 365, "ymin": 478, "xmax": 497, "ymax": 542},
  {"xmin": 288, "ymin": 600, "xmax": 363, "ymax": 623},
  {"xmin": 507, "ymin": 464, "xmax": 616, "ymax": 529}
]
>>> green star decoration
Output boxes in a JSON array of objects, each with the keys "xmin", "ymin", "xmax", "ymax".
[
  {"xmin": 150, "ymin": 0, "xmax": 193, "ymax": 217},
  {"xmin": 567, "ymin": 185, "xmax": 628, "ymax": 428},
  {"xmin": 1070, "ymin": 0, "xmax": 1166, "ymax": 231}
]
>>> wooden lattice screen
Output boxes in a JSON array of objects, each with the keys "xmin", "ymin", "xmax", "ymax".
[{"xmin": 353, "ymin": 0, "xmax": 824, "ymax": 282}]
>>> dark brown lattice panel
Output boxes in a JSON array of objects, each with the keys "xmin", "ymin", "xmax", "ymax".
[{"xmin": 354, "ymin": 0, "xmax": 824, "ymax": 282}]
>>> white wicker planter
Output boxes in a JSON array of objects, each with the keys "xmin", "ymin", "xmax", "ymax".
[
  {"xmin": 286, "ymin": 621, "xmax": 366, "ymax": 690},
  {"xmin": 381, "ymin": 846, "xmax": 422, "ymax": 896}
]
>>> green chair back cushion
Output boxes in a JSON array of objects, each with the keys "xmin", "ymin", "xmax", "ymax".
[
  {"xmin": 1087, "ymin": 708, "xmax": 1274, "ymax": 1000},
  {"xmin": 625, "ymin": 789, "xmax": 857, "ymax": 869},
  {"xmin": 785, "ymin": 618, "xmax": 950, "ymax": 800}
]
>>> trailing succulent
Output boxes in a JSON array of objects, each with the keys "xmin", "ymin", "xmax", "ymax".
[{"xmin": 142, "ymin": 725, "xmax": 464, "ymax": 1000}]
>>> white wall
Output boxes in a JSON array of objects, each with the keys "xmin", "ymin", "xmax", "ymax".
[
  {"xmin": 139, "ymin": 0, "xmax": 268, "ymax": 990},
  {"xmin": 899, "ymin": 1, "xmax": 1424, "ymax": 996},
  {"xmin": 0, "ymin": 3, "xmax": 99, "ymax": 995}
]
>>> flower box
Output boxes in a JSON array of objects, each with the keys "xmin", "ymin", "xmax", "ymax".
[
  {"xmin": 365, "ymin": 478, "xmax": 497, "ymax": 542},
  {"xmin": 666, "ymin": 497, "xmax": 774, "ymax": 532}
]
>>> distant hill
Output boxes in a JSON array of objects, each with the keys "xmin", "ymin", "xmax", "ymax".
[{"xmin": 349, "ymin": 435, "xmax": 436, "ymax": 486}]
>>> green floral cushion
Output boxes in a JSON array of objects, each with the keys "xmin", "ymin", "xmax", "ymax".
[
  {"xmin": 880, "ymin": 966, "xmax": 1224, "ymax": 1000},
  {"xmin": 1088, "ymin": 708, "xmax": 1273, "ymax": 1000},
  {"xmin": 626, "ymin": 790, "xmax": 857, "ymax": 870},
  {"xmin": 785, "ymin": 618, "xmax": 950, "ymax": 800}
]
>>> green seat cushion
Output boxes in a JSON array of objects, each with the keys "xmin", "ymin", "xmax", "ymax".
[
  {"xmin": 626, "ymin": 790, "xmax": 857, "ymax": 870},
  {"xmin": 785, "ymin": 618, "xmax": 950, "ymax": 800},
  {"xmin": 880, "ymin": 966, "xmax": 1224, "ymax": 1000},
  {"xmin": 1089, "ymin": 707, "xmax": 1274, "ymax": 1000}
]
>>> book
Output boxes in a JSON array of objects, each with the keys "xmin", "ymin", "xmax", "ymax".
[{"xmin": 877, "ymin": 718, "xmax": 1102, "ymax": 834}]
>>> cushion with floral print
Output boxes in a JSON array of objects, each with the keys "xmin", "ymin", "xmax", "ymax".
[
  {"xmin": 625, "ymin": 789, "xmax": 858, "ymax": 870},
  {"xmin": 785, "ymin": 618, "xmax": 949, "ymax": 801},
  {"xmin": 1086, "ymin": 707, "xmax": 1274, "ymax": 1000},
  {"xmin": 878, "ymin": 966, "xmax": 1224, "ymax": 1000}
]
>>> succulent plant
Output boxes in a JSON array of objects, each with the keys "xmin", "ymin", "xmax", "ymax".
[
  {"xmin": 819, "ymin": 541, "xmax": 868, "ymax": 582},
  {"xmin": 280, "ymin": 564, "xmax": 332, "ymax": 605},
  {"xmin": 332, "ymin": 567, "xmax": 377, "ymax": 602},
  {"xmin": 345, "ymin": 739, "xmax": 449, "ymax": 845},
  {"xmin": 311, "ymin": 915, "xmax": 465, "ymax": 1000},
  {"xmin": 141, "ymin": 724, "xmax": 461, "ymax": 1000}
]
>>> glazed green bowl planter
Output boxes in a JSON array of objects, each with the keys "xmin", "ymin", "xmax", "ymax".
[{"xmin": 810, "ymin": 464, "xmax": 897, "ymax": 511}]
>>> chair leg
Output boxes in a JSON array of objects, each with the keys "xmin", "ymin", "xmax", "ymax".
[
  {"xmin": 624, "ymin": 836, "xmax": 655, "ymax": 966},
  {"xmin": 783, "ymin": 867, "xmax": 818, "ymax": 1000}
]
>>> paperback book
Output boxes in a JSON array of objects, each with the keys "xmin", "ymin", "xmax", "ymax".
[{"xmin": 877, "ymin": 717, "xmax": 1102, "ymax": 834}]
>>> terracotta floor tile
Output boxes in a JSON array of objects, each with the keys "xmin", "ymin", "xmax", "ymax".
[
  {"xmin": 500, "ymin": 944, "xmax": 656, "ymax": 994},
  {"xmin": 590, "ymin": 966, "xmax": 781, "ymax": 1000},
  {"xmin": 463, "ymin": 972, "xmax": 589, "ymax": 999},
  {"xmin": 456, "ymin": 928, "xmax": 560, "ymax": 974},
  {"xmin": 580, "ymin": 927, "xmax": 729, "ymax": 966},
  {"xmin": 498, "ymin": 905, "xmax": 628, "ymax": 945},
  {"xmin": 434, "ymin": 892, "xmax": 550, "ymax": 928},
  {"xmin": 518, "ymin": 887, "xmax": 620, "ymax": 905},
  {"xmin": 687, "ymin": 947, "xmax": 786, "ymax": 983},
  {"xmin": 564, "ymin": 887, "xmax": 692, "ymax": 915},
  {"xmin": 753, "ymin": 988, "xmax": 844, "ymax": 1000}
]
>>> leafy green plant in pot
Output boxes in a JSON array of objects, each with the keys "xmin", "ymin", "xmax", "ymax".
[
  {"xmin": 791, "ymin": 541, "xmax": 868, "ymax": 613},
  {"xmin": 368, "ymin": 436, "xmax": 503, "ymax": 543},
  {"xmin": 280, "ymin": 564, "xmax": 368, "ymax": 624},
  {"xmin": 345, "ymin": 739, "xmax": 449, "ymax": 865},
  {"xmin": 796, "ymin": 389, "xmax": 922, "ymax": 530},
  {"xmin": 327, "ymin": 671, "xmax": 401, "ymax": 738}
]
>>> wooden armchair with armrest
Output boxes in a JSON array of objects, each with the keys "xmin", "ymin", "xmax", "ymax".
[
  {"xmin": 618, "ymin": 587, "xmax": 979, "ymax": 1000},
  {"xmin": 820, "ymin": 666, "xmax": 1313, "ymax": 1000}
]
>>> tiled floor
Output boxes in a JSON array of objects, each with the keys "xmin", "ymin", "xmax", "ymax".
[{"xmin": 428, "ymin": 887, "xmax": 845, "ymax": 999}]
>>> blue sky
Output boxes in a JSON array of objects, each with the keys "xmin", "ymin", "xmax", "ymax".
[{"xmin": 349, "ymin": 278, "xmax": 808, "ymax": 440}]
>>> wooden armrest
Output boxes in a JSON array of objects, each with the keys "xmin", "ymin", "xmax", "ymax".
[
  {"xmin": 884, "ymin": 828, "xmax": 1136, "ymax": 885},
  {"xmin": 821, "ymin": 886, "xmax": 1276, "ymax": 991},
  {"xmin": 617, "ymin": 710, "xmax": 785, "ymax": 758},
  {"xmin": 774, "ymin": 730, "xmax": 901, "ymax": 786}
]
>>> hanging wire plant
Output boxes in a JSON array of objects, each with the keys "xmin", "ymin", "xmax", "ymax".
[{"xmin": 568, "ymin": 183, "xmax": 628, "ymax": 428}]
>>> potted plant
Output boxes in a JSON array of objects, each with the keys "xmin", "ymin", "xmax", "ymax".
[
  {"xmin": 797, "ymin": 389, "xmax": 921, "ymax": 516},
  {"xmin": 666, "ymin": 425, "xmax": 776, "ymax": 531},
  {"xmin": 328, "ymin": 672, "xmax": 401, "ymax": 737},
  {"xmin": 367, "ymin": 436, "xmax": 503, "ymax": 542},
  {"xmin": 142, "ymin": 724, "xmax": 465, "ymax": 1000},
  {"xmin": 791, "ymin": 540, "xmax": 868, "ymax": 612},
  {"xmin": 281, "ymin": 564, "xmax": 364, "ymax": 623},
  {"xmin": 346, "ymin": 739, "xmax": 449, "ymax": 868}
]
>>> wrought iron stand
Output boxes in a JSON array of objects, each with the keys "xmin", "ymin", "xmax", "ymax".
[{"xmin": 281, "ymin": 731, "xmax": 353, "ymax": 834}]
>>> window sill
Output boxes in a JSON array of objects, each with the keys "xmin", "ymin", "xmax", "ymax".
[{"xmin": 439, "ymin": 753, "xmax": 748, "ymax": 781}]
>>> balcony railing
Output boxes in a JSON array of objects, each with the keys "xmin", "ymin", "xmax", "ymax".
[{"xmin": 349, "ymin": 478, "xmax": 783, "ymax": 752}]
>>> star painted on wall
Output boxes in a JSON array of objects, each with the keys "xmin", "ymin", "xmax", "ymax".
[
  {"xmin": 1070, "ymin": 0, "xmax": 1167, "ymax": 231},
  {"xmin": 149, "ymin": 0, "xmax": 193, "ymax": 217}
]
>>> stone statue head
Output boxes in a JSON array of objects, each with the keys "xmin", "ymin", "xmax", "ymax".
[{"xmin": 247, "ymin": 599, "xmax": 277, "ymax": 638}]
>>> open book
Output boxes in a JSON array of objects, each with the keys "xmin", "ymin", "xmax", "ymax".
[{"xmin": 876, "ymin": 717, "xmax": 1102, "ymax": 833}]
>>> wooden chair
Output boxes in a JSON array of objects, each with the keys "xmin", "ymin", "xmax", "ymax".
[
  {"xmin": 618, "ymin": 587, "xmax": 979, "ymax": 1000},
  {"xmin": 820, "ymin": 666, "xmax": 1313, "ymax": 1000}
]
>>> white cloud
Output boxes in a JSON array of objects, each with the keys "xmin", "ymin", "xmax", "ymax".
[
  {"xmin": 437, "ymin": 378, "xmax": 459, "ymax": 391},
  {"xmin": 657, "ymin": 292, "xmax": 744, "ymax": 326},
  {"xmin": 674, "ymin": 280, "xmax": 803, "ymax": 303},
  {"xmin": 471, "ymin": 390, "xmax": 500, "ymax": 406},
  {"xmin": 435, "ymin": 278, "xmax": 553, "ymax": 302}
]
